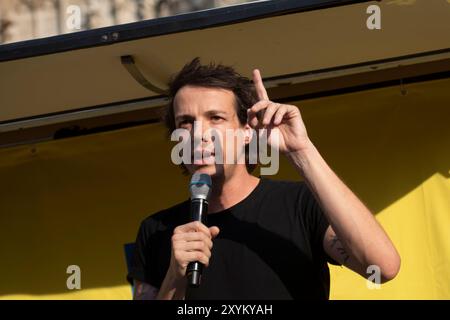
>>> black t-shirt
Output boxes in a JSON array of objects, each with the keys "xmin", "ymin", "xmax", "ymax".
[{"xmin": 127, "ymin": 178, "xmax": 340, "ymax": 300}]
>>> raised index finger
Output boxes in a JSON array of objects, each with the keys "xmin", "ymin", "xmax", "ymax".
[{"xmin": 253, "ymin": 69, "xmax": 269, "ymax": 101}]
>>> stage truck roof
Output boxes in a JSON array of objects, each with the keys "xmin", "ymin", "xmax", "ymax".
[{"xmin": 0, "ymin": 0, "xmax": 449, "ymax": 146}]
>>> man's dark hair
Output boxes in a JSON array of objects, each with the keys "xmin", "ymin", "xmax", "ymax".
[{"xmin": 164, "ymin": 57, "xmax": 259, "ymax": 173}]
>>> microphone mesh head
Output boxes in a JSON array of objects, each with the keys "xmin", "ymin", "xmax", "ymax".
[{"xmin": 189, "ymin": 173, "xmax": 212, "ymax": 200}]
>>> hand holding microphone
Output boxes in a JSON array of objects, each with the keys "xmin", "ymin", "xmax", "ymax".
[{"xmin": 168, "ymin": 173, "xmax": 219, "ymax": 288}]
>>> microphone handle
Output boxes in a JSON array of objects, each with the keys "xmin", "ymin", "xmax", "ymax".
[{"xmin": 186, "ymin": 198, "xmax": 208, "ymax": 288}]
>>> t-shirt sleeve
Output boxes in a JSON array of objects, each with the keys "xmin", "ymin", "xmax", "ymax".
[
  {"xmin": 127, "ymin": 219, "xmax": 160, "ymax": 287},
  {"xmin": 298, "ymin": 182, "xmax": 341, "ymax": 266}
]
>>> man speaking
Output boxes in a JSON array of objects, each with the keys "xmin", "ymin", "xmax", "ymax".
[{"xmin": 127, "ymin": 57, "xmax": 400, "ymax": 300}]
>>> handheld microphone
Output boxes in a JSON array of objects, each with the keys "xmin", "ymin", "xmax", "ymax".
[{"xmin": 186, "ymin": 173, "xmax": 212, "ymax": 288}]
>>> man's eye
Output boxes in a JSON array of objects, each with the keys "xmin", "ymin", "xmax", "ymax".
[
  {"xmin": 178, "ymin": 120, "xmax": 192, "ymax": 126},
  {"xmin": 211, "ymin": 116, "xmax": 224, "ymax": 121}
]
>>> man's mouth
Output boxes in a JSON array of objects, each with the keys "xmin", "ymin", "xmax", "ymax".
[{"xmin": 191, "ymin": 150, "xmax": 215, "ymax": 165}]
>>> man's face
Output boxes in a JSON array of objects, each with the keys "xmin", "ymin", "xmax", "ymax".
[{"xmin": 173, "ymin": 85, "xmax": 250, "ymax": 178}]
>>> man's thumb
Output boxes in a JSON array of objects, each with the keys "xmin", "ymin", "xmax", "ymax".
[{"xmin": 209, "ymin": 226, "xmax": 220, "ymax": 238}]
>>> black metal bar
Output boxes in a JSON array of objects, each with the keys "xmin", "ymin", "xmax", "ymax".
[
  {"xmin": 0, "ymin": 0, "xmax": 373, "ymax": 63},
  {"xmin": 120, "ymin": 55, "xmax": 168, "ymax": 95}
]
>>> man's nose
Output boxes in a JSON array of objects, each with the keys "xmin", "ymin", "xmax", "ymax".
[{"xmin": 192, "ymin": 120, "xmax": 212, "ymax": 143}]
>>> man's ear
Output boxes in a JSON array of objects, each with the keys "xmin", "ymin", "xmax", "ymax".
[{"xmin": 243, "ymin": 123, "xmax": 254, "ymax": 146}]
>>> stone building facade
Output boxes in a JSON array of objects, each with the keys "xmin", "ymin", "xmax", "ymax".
[{"xmin": 0, "ymin": 0, "xmax": 250, "ymax": 44}]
